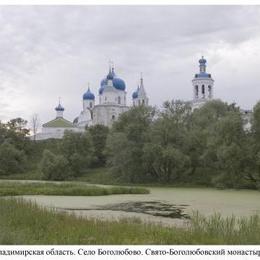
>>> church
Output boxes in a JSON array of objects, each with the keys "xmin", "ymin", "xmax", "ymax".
[
  {"xmin": 34, "ymin": 65, "xmax": 149, "ymax": 140},
  {"xmin": 34, "ymin": 57, "xmax": 251, "ymax": 140}
]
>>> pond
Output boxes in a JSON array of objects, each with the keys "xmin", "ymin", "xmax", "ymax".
[{"xmin": 21, "ymin": 187, "xmax": 260, "ymax": 227}]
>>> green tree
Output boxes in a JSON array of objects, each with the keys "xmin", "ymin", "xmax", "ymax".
[
  {"xmin": 40, "ymin": 149, "xmax": 70, "ymax": 181},
  {"xmin": 107, "ymin": 106, "xmax": 155, "ymax": 182},
  {"xmin": 59, "ymin": 131, "xmax": 94, "ymax": 175},
  {"xmin": 87, "ymin": 124, "xmax": 109, "ymax": 166},
  {"xmin": 0, "ymin": 142, "xmax": 27, "ymax": 175}
]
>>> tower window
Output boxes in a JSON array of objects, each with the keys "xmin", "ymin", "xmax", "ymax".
[
  {"xmin": 90, "ymin": 102, "xmax": 92, "ymax": 108},
  {"xmin": 202, "ymin": 85, "xmax": 205, "ymax": 97},
  {"xmin": 195, "ymin": 85, "xmax": 198, "ymax": 98}
]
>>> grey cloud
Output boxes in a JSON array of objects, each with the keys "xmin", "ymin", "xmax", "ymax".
[{"xmin": 0, "ymin": 6, "xmax": 260, "ymax": 123}]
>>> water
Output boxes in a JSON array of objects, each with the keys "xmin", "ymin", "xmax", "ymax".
[{"xmin": 20, "ymin": 186, "xmax": 260, "ymax": 227}]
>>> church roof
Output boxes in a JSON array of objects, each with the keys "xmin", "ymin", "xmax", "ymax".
[
  {"xmin": 83, "ymin": 87, "xmax": 95, "ymax": 100},
  {"xmin": 43, "ymin": 117, "xmax": 75, "ymax": 128},
  {"xmin": 99, "ymin": 67, "xmax": 126, "ymax": 94}
]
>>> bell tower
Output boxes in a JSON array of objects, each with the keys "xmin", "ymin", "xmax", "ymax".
[{"xmin": 192, "ymin": 56, "xmax": 214, "ymax": 108}]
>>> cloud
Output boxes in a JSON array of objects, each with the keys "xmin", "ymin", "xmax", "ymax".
[{"xmin": 0, "ymin": 6, "xmax": 260, "ymax": 124}]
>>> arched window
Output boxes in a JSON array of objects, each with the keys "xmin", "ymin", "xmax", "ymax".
[
  {"xmin": 142, "ymin": 99, "xmax": 145, "ymax": 105},
  {"xmin": 195, "ymin": 85, "xmax": 198, "ymax": 98},
  {"xmin": 112, "ymin": 115, "xmax": 115, "ymax": 120},
  {"xmin": 202, "ymin": 85, "xmax": 205, "ymax": 98},
  {"xmin": 89, "ymin": 102, "xmax": 93, "ymax": 108},
  {"xmin": 118, "ymin": 96, "xmax": 121, "ymax": 104}
]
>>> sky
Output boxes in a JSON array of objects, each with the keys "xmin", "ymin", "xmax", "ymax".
[{"xmin": 0, "ymin": 5, "xmax": 260, "ymax": 127}]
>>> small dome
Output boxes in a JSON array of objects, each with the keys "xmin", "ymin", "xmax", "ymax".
[
  {"xmin": 113, "ymin": 77, "xmax": 126, "ymax": 91},
  {"xmin": 199, "ymin": 56, "xmax": 207, "ymax": 64},
  {"xmin": 132, "ymin": 91, "xmax": 138, "ymax": 99},
  {"xmin": 55, "ymin": 103, "xmax": 64, "ymax": 111},
  {"xmin": 83, "ymin": 88, "xmax": 95, "ymax": 100}
]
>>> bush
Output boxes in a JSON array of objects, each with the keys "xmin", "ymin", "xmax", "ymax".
[
  {"xmin": 0, "ymin": 142, "xmax": 27, "ymax": 175},
  {"xmin": 39, "ymin": 149, "xmax": 71, "ymax": 181}
]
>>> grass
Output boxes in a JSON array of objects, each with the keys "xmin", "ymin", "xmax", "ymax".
[
  {"xmin": 0, "ymin": 170, "xmax": 42, "ymax": 180},
  {"xmin": 0, "ymin": 198, "xmax": 259, "ymax": 244},
  {"xmin": 75, "ymin": 167, "xmax": 120, "ymax": 184},
  {"xmin": 0, "ymin": 182, "xmax": 149, "ymax": 196}
]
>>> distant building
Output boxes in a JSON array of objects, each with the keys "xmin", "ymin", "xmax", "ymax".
[
  {"xmin": 33, "ymin": 57, "xmax": 253, "ymax": 140},
  {"xmin": 34, "ymin": 64, "xmax": 149, "ymax": 140},
  {"xmin": 191, "ymin": 56, "xmax": 214, "ymax": 110},
  {"xmin": 34, "ymin": 102, "xmax": 77, "ymax": 140},
  {"xmin": 241, "ymin": 109, "xmax": 253, "ymax": 131}
]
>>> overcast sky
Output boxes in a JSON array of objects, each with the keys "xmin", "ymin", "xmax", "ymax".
[{"xmin": 0, "ymin": 5, "xmax": 260, "ymax": 126}]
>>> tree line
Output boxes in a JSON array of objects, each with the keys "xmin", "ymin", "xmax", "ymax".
[{"xmin": 1, "ymin": 100, "xmax": 260, "ymax": 189}]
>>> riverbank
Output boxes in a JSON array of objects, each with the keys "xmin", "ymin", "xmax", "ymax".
[
  {"xmin": 0, "ymin": 182, "xmax": 149, "ymax": 196},
  {"xmin": 0, "ymin": 198, "xmax": 259, "ymax": 245}
]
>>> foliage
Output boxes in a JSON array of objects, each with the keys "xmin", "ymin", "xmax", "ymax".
[
  {"xmin": 3, "ymin": 99, "xmax": 260, "ymax": 189},
  {"xmin": 40, "ymin": 149, "xmax": 71, "ymax": 181},
  {"xmin": 0, "ymin": 143, "xmax": 27, "ymax": 175},
  {"xmin": 106, "ymin": 100, "xmax": 260, "ymax": 188},
  {"xmin": 107, "ymin": 106, "xmax": 156, "ymax": 183},
  {"xmin": 87, "ymin": 124, "xmax": 109, "ymax": 166}
]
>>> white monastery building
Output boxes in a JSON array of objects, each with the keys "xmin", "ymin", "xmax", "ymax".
[
  {"xmin": 35, "ymin": 65, "xmax": 149, "ymax": 140},
  {"xmin": 34, "ymin": 57, "xmax": 251, "ymax": 140}
]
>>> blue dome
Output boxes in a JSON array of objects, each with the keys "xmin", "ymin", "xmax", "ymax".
[
  {"xmin": 99, "ymin": 68, "xmax": 126, "ymax": 92},
  {"xmin": 55, "ymin": 103, "xmax": 64, "ymax": 111},
  {"xmin": 113, "ymin": 77, "xmax": 126, "ymax": 91},
  {"xmin": 199, "ymin": 56, "xmax": 207, "ymax": 64},
  {"xmin": 132, "ymin": 91, "xmax": 138, "ymax": 99},
  {"xmin": 83, "ymin": 88, "xmax": 95, "ymax": 100}
]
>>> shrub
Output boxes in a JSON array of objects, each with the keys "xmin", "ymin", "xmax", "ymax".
[
  {"xmin": 39, "ymin": 149, "xmax": 71, "ymax": 181},
  {"xmin": 0, "ymin": 142, "xmax": 27, "ymax": 175}
]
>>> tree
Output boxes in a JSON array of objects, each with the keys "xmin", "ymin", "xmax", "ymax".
[
  {"xmin": 252, "ymin": 102, "xmax": 260, "ymax": 144},
  {"xmin": 87, "ymin": 124, "xmax": 109, "ymax": 166},
  {"xmin": 0, "ymin": 142, "xmax": 27, "ymax": 175},
  {"xmin": 31, "ymin": 114, "xmax": 40, "ymax": 141},
  {"xmin": 143, "ymin": 143, "xmax": 190, "ymax": 183},
  {"xmin": 59, "ymin": 131, "xmax": 94, "ymax": 175},
  {"xmin": 40, "ymin": 149, "xmax": 70, "ymax": 181},
  {"xmin": 107, "ymin": 106, "xmax": 155, "ymax": 182}
]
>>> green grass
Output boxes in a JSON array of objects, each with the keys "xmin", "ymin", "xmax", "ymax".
[
  {"xmin": 0, "ymin": 198, "xmax": 259, "ymax": 244},
  {"xmin": 0, "ymin": 170, "xmax": 42, "ymax": 180},
  {"xmin": 75, "ymin": 167, "xmax": 120, "ymax": 184},
  {"xmin": 0, "ymin": 182, "xmax": 149, "ymax": 196}
]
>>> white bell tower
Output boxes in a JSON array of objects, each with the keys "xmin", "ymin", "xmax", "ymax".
[{"xmin": 192, "ymin": 56, "xmax": 214, "ymax": 109}]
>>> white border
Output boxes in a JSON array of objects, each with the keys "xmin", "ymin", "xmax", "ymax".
[{"xmin": 0, "ymin": 0, "xmax": 259, "ymax": 6}]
